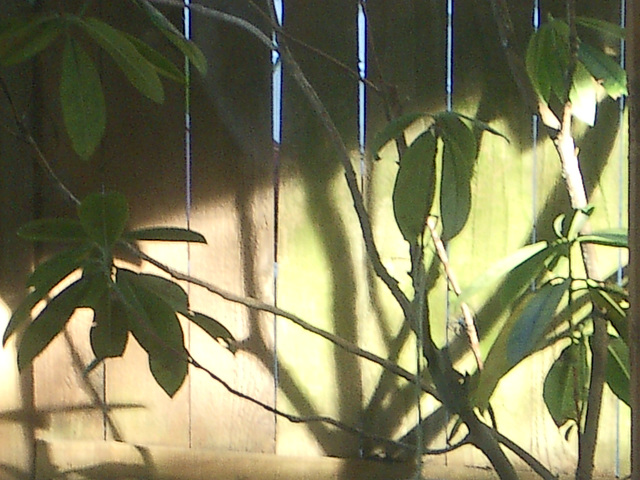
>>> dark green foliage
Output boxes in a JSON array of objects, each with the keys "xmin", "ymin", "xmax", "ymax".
[{"xmin": 4, "ymin": 192, "xmax": 234, "ymax": 397}]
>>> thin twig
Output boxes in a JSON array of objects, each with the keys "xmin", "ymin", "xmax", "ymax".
[
  {"xmin": 426, "ymin": 217, "xmax": 483, "ymax": 371},
  {"xmin": 126, "ymin": 242, "xmax": 436, "ymax": 398}
]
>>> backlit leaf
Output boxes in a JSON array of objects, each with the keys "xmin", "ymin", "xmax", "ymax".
[
  {"xmin": 435, "ymin": 112, "xmax": 476, "ymax": 240},
  {"xmin": 134, "ymin": 0, "xmax": 207, "ymax": 74},
  {"xmin": 577, "ymin": 229, "xmax": 628, "ymax": 248},
  {"xmin": 77, "ymin": 17, "xmax": 164, "ymax": 103},
  {"xmin": 124, "ymin": 32, "xmax": 185, "ymax": 83},
  {"xmin": 370, "ymin": 112, "xmax": 427, "ymax": 160},
  {"xmin": 578, "ymin": 42, "xmax": 628, "ymax": 99},
  {"xmin": 569, "ymin": 62, "xmax": 597, "ymax": 126},
  {"xmin": 392, "ymin": 130, "xmax": 437, "ymax": 243},
  {"xmin": 60, "ymin": 36, "xmax": 106, "ymax": 160}
]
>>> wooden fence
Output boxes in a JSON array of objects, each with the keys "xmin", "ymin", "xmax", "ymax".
[{"xmin": 0, "ymin": 0, "xmax": 631, "ymax": 478}]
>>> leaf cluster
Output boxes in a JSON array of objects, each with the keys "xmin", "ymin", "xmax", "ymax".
[
  {"xmin": 0, "ymin": 1, "xmax": 207, "ymax": 159},
  {"xmin": 3, "ymin": 192, "xmax": 235, "ymax": 397}
]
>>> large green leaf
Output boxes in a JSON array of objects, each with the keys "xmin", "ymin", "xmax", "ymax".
[
  {"xmin": 578, "ymin": 42, "xmax": 627, "ymax": 99},
  {"xmin": 133, "ymin": 0, "xmax": 207, "ymax": 75},
  {"xmin": 543, "ymin": 341, "xmax": 589, "ymax": 428},
  {"xmin": 78, "ymin": 192, "xmax": 129, "ymax": 248},
  {"xmin": 116, "ymin": 269, "xmax": 188, "ymax": 397},
  {"xmin": 125, "ymin": 271, "xmax": 189, "ymax": 313},
  {"xmin": 77, "ymin": 17, "xmax": 164, "ymax": 103},
  {"xmin": 370, "ymin": 112, "xmax": 427, "ymax": 160},
  {"xmin": 606, "ymin": 336, "xmax": 630, "ymax": 406},
  {"xmin": 17, "ymin": 279, "xmax": 87, "ymax": 371},
  {"xmin": 90, "ymin": 288, "xmax": 129, "ymax": 360},
  {"xmin": 123, "ymin": 227, "xmax": 207, "ymax": 243},
  {"xmin": 60, "ymin": 36, "xmax": 107, "ymax": 160},
  {"xmin": 472, "ymin": 279, "xmax": 570, "ymax": 409},
  {"xmin": 0, "ymin": 15, "xmax": 62, "ymax": 66},
  {"xmin": 434, "ymin": 112, "xmax": 477, "ymax": 240},
  {"xmin": 18, "ymin": 218, "xmax": 87, "ymax": 243},
  {"xmin": 527, "ymin": 20, "xmax": 570, "ymax": 103},
  {"xmin": 392, "ymin": 130, "xmax": 437, "ymax": 243},
  {"xmin": 506, "ymin": 280, "xmax": 570, "ymax": 365}
]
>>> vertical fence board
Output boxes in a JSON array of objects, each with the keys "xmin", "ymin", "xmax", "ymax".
[
  {"xmin": 277, "ymin": 0, "xmax": 361, "ymax": 457},
  {"xmin": 188, "ymin": 1, "xmax": 276, "ymax": 452}
]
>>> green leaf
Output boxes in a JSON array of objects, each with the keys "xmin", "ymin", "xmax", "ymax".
[
  {"xmin": 3, "ymin": 290, "xmax": 41, "ymax": 345},
  {"xmin": 90, "ymin": 290, "xmax": 129, "ymax": 360},
  {"xmin": 569, "ymin": 62, "xmax": 597, "ymax": 126},
  {"xmin": 543, "ymin": 341, "xmax": 589, "ymax": 428},
  {"xmin": 576, "ymin": 16, "xmax": 626, "ymax": 39},
  {"xmin": 506, "ymin": 280, "xmax": 570, "ymax": 365},
  {"xmin": 18, "ymin": 218, "xmax": 87, "ymax": 243},
  {"xmin": 451, "ymin": 112, "xmax": 510, "ymax": 144},
  {"xmin": 27, "ymin": 246, "xmax": 90, "ymax": 293},
  {"xmin": 526, "ymin": 27, "xmax": 551, "ymax": 101},
  {"xmin": 606, "ymin": 336, "xmax": 630, "ymax": 406},
  {"xmin": 124, "ymin": 32, "xmax": 185, "ymax": 83},
  {"xmin": 123, "ymin": 227, "xmax": 207, "ymax": 243},
  {"xmin": 17, "ymin": 279, "xmax": 87, "ymax": 371},
  {"xmin": 392, "ymin": 130, "xmax": 437, "ymax": 243},
  {"xmin": 0, "ymin": 15, "xmax": 62, "ymax": 66},
  {"xmin": 577, "ymin": 229, "xmax": 628, "ymax": 248},
  {"xmin": 589, "ymin": 284, "xmax": 627, "ymax": 343},
  {"xmin": 434, "ymin": 112, "xmax": 477, "ymax": 240},
  {"xmin": 578, "ymin": 42, "xmax": 628, "ymax": 99},
  {"xmin": 116, "ymin": 269, "xmax": 188, "ymax": 397},
  {"xmin": 60, "ymin": 36, "xmax": 107, "ymax": 160},
  {"xmin": 471, "ymin": 277, "xmax": 569, "ymax": 409},
  {"xmin": 456, "ymin": 241, "xmax": 551, "ymax": 307},
  {"xmin": 370, "ymin": 112, "xmax": 428, "ymax": 160},
  {"xmin": 77, "ymin": 17, "xmax": 164, "ymax": 103},
  {"xmin": 124, "ymin": 271, "xmax": 189, "ymax": 313},
  {"xmin": 134, "ymin": 0, "xmax": 207, "ymax": 75},
  {"xmin": 184, "ymin": 311, "xmax": 236, "ymax": 353},
  {"xmin": 78, "ymin": 192, "xmax": 129, "ymax": 248}
]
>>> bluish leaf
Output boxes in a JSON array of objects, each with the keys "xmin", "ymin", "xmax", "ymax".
[{"xmin": 506, "ymin": 280, "xmax": 570, "ymax": 365}]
